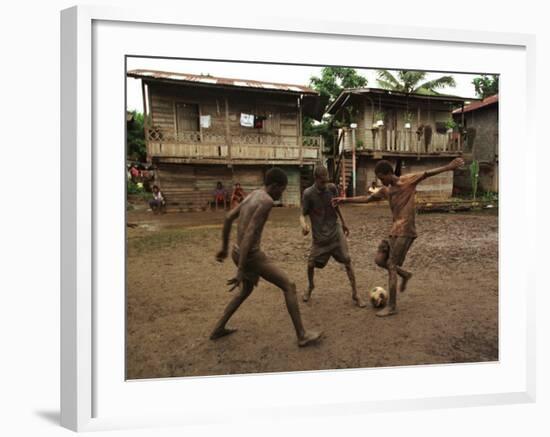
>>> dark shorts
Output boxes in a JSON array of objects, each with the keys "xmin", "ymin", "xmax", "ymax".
[
  {"xmin": 378, "ymin": 236, "xmax": 415, "ymax": 267},
  {"xmin": 231, "ymin": 246, "xmax": 273, "ymax": 287},
  {"xmin": 308, "ymin": 231, "xmax": 351, "ymax": 269}
]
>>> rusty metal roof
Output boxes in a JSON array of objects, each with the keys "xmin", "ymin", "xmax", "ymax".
[
  {"xmin": 127, "ymin": 69, "xmax": 318, "ymax": 95},
  {"xmin": 452, "ymin": 94, "xmax": 498, "ymax": 114},
  {"xmin": 326, "ymin": 87, "xmax": 474, "ymax": 114}
]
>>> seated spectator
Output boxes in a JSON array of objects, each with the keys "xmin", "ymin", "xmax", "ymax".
[
  {"xmin": 230, "ymin": 182, "xmax": 246, "ymax": 209},
  {"xmin": 130, "ymin": 164, "xmax": 140, "ymax": 182},
  {"xmin": 212, "ymin": 181, "xmax": 228, "ymax": 210},
  {"xmin": 149, "ymin": 185, "xmax": 165, "ymax": 214}
]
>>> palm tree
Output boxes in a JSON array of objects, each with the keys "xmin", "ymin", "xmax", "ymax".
[{"xmin": 376, "ymin": 70, "xmax": 456, "ymax": 95}]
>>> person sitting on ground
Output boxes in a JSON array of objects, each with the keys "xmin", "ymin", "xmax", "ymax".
[
  {"xmin": 230, "ymin": 182, "xmax": 246, "ymax": 209},
  {"xmin": 212, "ymin": 181, "xmax": 228, "ymax": 210},
  {"xmin": 148, "ymin": 185, "xmax": 165, "ymax": 214},
  {"xmin": 130, "ymin": 164, "xmax": 140, "ymax": 182}
]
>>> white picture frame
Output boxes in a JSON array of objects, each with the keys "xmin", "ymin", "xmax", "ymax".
[{"xmin": 61, "ymin": 5, "xmax": 536, "ymax": 432}]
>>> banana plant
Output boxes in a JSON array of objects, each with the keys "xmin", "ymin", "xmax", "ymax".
[{"xmin": 470, "ymin": 160, "xmax": 480, "ymax": 200}]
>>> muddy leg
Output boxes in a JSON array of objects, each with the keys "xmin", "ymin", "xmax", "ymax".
[
  {"xmin": 375, "ymin": 252, "xmax": 412, "ymax": 293},
  {"xmin": 303, "ymin": 261, "xmax": 315, "ymax": 302},
  {"xmin": 344, "ymin": 262, "xmax": 366, "ymax": 308},
  {"xmin": 210, "ymin": 281, "xmax": 254, "ymax": 340},
  {"xmin": 376, "ymin": 264, "xmax": 398, "ymax": 317},
  {"xmin": 260, "ymin": 263, "xmax": 322, "ymax": 347}
]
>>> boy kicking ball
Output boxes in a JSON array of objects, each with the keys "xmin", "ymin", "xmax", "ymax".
[{"xmin": 333, "ymin": 157, "xmax": 465, "ymax": 317}]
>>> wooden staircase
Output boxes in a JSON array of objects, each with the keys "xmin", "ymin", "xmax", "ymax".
[{"xmin": 332, "ymin": 130, "xmax": 354, "ymax": 194}]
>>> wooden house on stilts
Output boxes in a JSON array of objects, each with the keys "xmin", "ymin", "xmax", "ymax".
[{"xmin": 127, "ymin": 70, "xmax": 326, "ymax": 210}]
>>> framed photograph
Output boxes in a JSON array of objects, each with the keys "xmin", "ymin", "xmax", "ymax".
[{"xmin": 61, "ymin": 5, "xmax": 536, "ymax": 432}]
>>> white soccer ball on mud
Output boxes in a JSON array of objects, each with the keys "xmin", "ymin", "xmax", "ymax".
[{"xmin": 369, "ymin": 286, "xmax": 388, "ymax": 308}]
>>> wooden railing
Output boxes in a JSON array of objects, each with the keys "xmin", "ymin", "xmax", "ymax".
[
  {"xmin": 146, "ymin": 129, "xmax": 322, "ymax": 161},
  {"xmin": 343, "ymin": 128, "xmax": 462, "ymax": 154}
]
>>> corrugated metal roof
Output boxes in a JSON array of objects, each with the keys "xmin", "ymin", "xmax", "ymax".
[
  {"xmin": 452, "ymin": 94, "xmax": 498, "ymax": 114},
  {"xmin": 127, "ymin": 69, "xmax": 318, "ymax": 95},
  {"xmin": 326, "ymin": 87, "xmax": 474, "ymax": 114}
]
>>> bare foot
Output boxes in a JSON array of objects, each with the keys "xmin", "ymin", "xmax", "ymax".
[
  {"xmin": 298, "ymin": 330, "xmax": 323, "ymax": 347},
  {"xmin": 376, "ymin": 307, "xmax": 398, "ymax": 317},
  {"xmin": 209, "ymin": 328, "xmax": 238, "ymax": 340},
  {"xmin": 303, "ymin": 287, "xmax": 314, "ymax": 302},
  {"xmin": 399, "ymin": 272, "xmax": 413, "ymax": 293},
  {"xmin": 352, "ymin": 294, "xmax": 367, "ymax": 308}
]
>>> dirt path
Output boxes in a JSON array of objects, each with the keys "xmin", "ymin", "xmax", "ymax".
[{"xmin": 126, "ymin": 205, "xmax": 498, "ymax": 379}]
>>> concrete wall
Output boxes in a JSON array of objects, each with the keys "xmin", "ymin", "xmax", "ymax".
[
  {"xmin": 453, "ymin": 104, "xmax": 498, "ymax": 194},
  {"xmin": 455, "ymin": 105, "xmax": 498, "ymax": 162},
  {"xmin": 453, "ymin": 161, "xmax": 498, "ymax": 196}
]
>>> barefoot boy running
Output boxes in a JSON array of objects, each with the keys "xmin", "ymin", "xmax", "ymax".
[
  {"xmin": 300, "ymin": 166, "xmax": 366, "ymax": 307},
  {"xmin": 211, "ymin": 167, "xmax": 322, "ymax": 347},
  {"xmin": 333, "ymin": 157, "xmax": 464, "ymax": 317}
]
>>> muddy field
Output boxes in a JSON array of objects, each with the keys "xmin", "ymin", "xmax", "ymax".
[{"xmin": 126, "ymin": 204, "xmax": 498, "ymax": 379}]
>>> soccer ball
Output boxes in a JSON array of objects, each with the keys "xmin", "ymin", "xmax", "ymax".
[{"xmin": 369, "ymin": 286, "xmax": 388, "ymax": 308}]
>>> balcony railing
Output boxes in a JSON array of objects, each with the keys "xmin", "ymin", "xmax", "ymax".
[
  {"xmin": 146, "ymin": 128, "xmax": 323, "ymax": 161},
  {"xmin": 342, "ymin": 128, "xmax": 462, "ymax": 154}
]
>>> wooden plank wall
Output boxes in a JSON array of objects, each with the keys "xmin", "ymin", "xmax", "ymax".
[
  {"xmin": 156, "ymin": 164, "xmax": 303, "ymax": 210},
  {"xmin": 148, "ymin": 83, "xmax": 299, "ymax": 140},
  {"xmin": 359, "ymin": 104, "xmax": 453, "ymax": 150}
]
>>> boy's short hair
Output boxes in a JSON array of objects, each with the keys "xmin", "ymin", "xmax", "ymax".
[
  {"xmin": 265, "ymin": 167, "xmax": 288, "ymax": 187},
  {"xmin": 374, "ymin": 160, "xmax": 394, "ymax": 176},
  {"xmin": 314, "ymin": 165, "xmax": 329, "ymax": 179}
]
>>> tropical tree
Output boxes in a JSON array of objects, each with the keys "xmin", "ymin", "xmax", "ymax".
[
  {"xmin": 376, "ymin": 70, "xmax": 456, "ymax": 95},
  {"xmin": 305, "ymin": 67, "xmax": 368, "ymax": 153},
  {"xmin": 309, "ymin": 67, "xmax": 368, "ymax": 104},
  {"xmin": 127, "ymin": 110, "xmax": 146, "ymax": 162},
  {"xmin": 472, "ymin": 74, "xmax": 499, "ymax": 99}
]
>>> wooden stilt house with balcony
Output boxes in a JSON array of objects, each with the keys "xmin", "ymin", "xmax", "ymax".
[
  {"xmin": 325, "ymin": 88, "xmax": 474, "ymax": 199},
  {"xmin": 127, "ymin": 70, "xmax": 326, "ymax": 210}
]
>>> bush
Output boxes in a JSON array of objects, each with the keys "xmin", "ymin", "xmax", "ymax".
[
  {"xmin": 127, "ymin": 180, "xmax": 144, "ymax": 195},
  {"xmin": 480, "ymin": 191, "xmax": 498, "ymax": 202}
]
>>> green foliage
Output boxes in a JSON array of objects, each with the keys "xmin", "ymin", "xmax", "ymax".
[
  {"xmin": 307, "ymin": 67, "xmax": 368, "ymax": 155},
  {"xmin": 472, "ymin": 75, "xmax": 499, "ymax": 99},
  {"xmin": 445, "ymin": 118, "xmax": 457, "ymax": 130},
  {"xmin": 127, "ymin": 179, "xmax": 145, "ymax": 195},
  {"xmin": 470, "ymin": 160, "xmax": 480, "ymax": 200},
  {"xmin": 309, "ymin": 67, "xmax": 368, "ymax": 104},
  {"xmin": 376, "ymin": 70, "xmax": 456, "ymax": 95},
  {"xmin": 403, "ymin": 111, "xmax": 414, "ymax": 123},
  {"xmin": 356, "ymin": 139, "xmax": 365, "ymax": 150},
  {"xmin": 127, "ymin": 111, "xmax": 147, "ymax": 161},
  {"xmin": 479, "ymin": 191, "xmax": 498, "ymax": 202}
]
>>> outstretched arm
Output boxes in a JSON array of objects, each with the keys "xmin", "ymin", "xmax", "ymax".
[
  {"xmin": 424, "ymin": 157, "xmax": 465, "ymax": 179},
  {"xmin": 332, "ymin": 189, "xmax": 387, "ymax": 207},
  {"xmin": 216, "ymin": 202, "xmax": 242, "ymax": 262}
]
